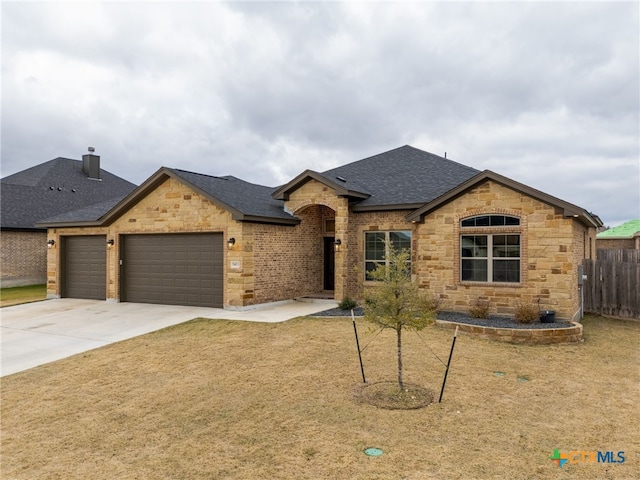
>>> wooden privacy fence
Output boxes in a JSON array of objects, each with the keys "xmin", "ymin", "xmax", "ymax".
[
  {"xmin": 597, "ymin": 248, "xmax": 640, "ymax": 263},
  {"xmin": 583, "ymin": 250, "xmax": 640, "ymax": 319}
]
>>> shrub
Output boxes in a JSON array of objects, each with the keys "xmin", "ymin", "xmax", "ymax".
[
  {"xmin": 425, "ymin": 294, "xmax": 444, "ymax": 315},
  {"xmin": 469, "ymin": 298, "xmax": 490, "ymax": 319},
  {"xmin": 515, "ymin": 303, "xmax": 539, "ymax": 324},
  {"xmin": 338, "ymin": 296, "xmax": 358, "ymax": 311}
]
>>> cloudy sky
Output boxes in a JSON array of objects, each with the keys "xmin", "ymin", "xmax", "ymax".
[{"xmin": 2, "ymin": 1, "xmax": 638, "ymax": 226}]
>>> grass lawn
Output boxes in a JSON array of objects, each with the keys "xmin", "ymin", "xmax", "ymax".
[
  {"xmin": 0, "ymin": 284, "xmax": 46, "ymax": 308},
  {"xmin": 1, "ymin": 314, "xmax": 638, "ymax": 479}
]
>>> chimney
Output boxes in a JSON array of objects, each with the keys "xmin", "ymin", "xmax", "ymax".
[{"xmin": 82, "ymin": 147, "xmax": 101, "ymax": 180}]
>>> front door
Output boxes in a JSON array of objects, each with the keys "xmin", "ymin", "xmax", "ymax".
[{"xmin": 323, "ymin": 237, "xmax": 335, "ymax": 291}]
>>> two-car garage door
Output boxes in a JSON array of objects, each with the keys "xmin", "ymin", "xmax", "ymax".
[
  {"xmin": 121, "ymin": 233, "xmax": 223, "ymax": 308},
  {"xmin": 63, "ymin": 233, "xmax": 223, "ymax": 308}
]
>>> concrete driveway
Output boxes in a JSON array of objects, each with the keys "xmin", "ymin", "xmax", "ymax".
[{"xmin": 0, "ymin": 298, "xmax": 336, "ymax": 377}]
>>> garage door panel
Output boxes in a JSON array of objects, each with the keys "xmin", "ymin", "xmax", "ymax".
[
  {"xmin": 63, "ymin": 236, "xmax": 107, "ymax": 300},
  {"xmin": 123, "ymin": 233, "xmax": 223, "ymax": 308}
]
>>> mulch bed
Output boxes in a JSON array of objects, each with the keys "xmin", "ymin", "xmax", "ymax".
[
  {"xmin": 354, "ymin": 381, "xmax": 435, "ymax": 410},
  {"xmin": 311, "ymin": 307, "xmax": 574, "ymax": 329}
]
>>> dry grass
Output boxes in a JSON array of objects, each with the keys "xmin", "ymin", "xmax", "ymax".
[
  {"xmin": 1, "ymin": 315, "xmax": 638, "ymax": 479},
  {"xmin": 0, "ymin": 284, "xmax": 46, "ymax": 308}
]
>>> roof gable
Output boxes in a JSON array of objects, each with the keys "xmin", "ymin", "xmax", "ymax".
[
  {"xmin": 272, "ymin": 169, "xmax": 371, "ymax": 201},
  {"xmin": 406, "ymin": 170, "xmax": 603, "ymax": 228}
]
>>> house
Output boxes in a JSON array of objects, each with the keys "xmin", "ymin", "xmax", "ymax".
[
  {"xmin": 38, "ymin": 146, "xmax": 601, "ymax": 321},
  {"xmin": 596, "ymin": 219, "xmax": 640, "ymax": 250},
  {"xmin": 0, "ymin": 151, "xmax": 137, "ymax": 287}
]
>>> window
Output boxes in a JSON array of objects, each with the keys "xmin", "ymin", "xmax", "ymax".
[
  {"xmin": 365, "ymin": 230, "xmax": 411, "ymax": 280},
  {"xmin": 460, "ymin": 215, "xmax": 521, "ymax": 283},
  {"xmin": 461, "ymin": 215, "xmax": 520, "ymax": 227},
  {"xmin": 324, "ymin": 219, "xmax": 335, "ymax": 233}
]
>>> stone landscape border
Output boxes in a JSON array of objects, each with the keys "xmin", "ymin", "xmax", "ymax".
[{"xmin": 436, "ymin": 319, "xmax": 583, "ymax": 344}]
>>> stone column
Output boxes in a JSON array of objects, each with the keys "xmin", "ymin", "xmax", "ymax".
[{"xmin": 334, "ymin": 198, "xmax": 349, "ymax": 301}]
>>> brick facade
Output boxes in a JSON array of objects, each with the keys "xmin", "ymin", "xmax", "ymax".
[
  {"xmin": 345, "ymin": 209, "xmax": 415, "ymax": 301},
  {"xmin": 0, "ymin": 230, "xmax": 47, "ymax": 287}
]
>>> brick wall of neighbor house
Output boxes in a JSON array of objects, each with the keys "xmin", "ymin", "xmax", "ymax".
[
  {"xmin": 414, "ymin": 180, "xmax": 594, "ymax": 321},
  {"xmin": 46, "ymin": 177, "xmax": 241, "ymax": 304},
  {"xmin": 597, "ymin": 238, "xmax": 635, "ymax": 249},
  {"xmin": 0, "ymin": 230, "xmax": 47, "ymax": 287}
]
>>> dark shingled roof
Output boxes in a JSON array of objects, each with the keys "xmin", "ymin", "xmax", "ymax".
[
  {"xmin": 166, "ymin": 169, "xmax": 297, "ymax": 223},
  {"xmin": 2, "ymin": 158, "xmax": 136, "ymax": 229},
  {"xmin": 37, "ymin": 197, "xmax": 126, "ymax": 225},
  {"xmin": 319, "ymin": 145, "xmax": 480, "ymax": 209},
  {"xmin": 38, "ymin": 145, "xmax": 595, "ymax": 229},
  {"xmin": 36, "ymin": 167, "xmax": 299, "ymax": 226}
]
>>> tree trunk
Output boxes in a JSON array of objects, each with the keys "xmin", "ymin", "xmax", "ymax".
[{"xmin": 397, "ymin": 326, "xmax": 404, "ymax": 390}]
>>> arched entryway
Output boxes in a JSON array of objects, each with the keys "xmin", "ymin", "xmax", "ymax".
[{"xmin": 294, "ymin": 204, "xmax": 337, "ymax": 298}]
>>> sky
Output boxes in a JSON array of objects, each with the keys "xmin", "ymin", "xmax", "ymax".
[{"xmin": 1, "ymin": 1, "xmax": 638, "ymax": 227}]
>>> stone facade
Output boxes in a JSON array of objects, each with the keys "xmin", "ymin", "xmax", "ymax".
[
  {"xmin": 436, "ymin": 319, "xmax": 583, "ymax": 344},
  {"xmin": 413, "ymin": 180, "xmax": 594, "ymax": 321},
  {"xmin": 0, "ymin": 230, "xmax": 47, "ymax": 287},
  {"xmin": 45, "ymin": 175, "xmax": 597, "ymax": 318},
  {"xmin": 47, "ymin": 177, "xmax": 238, "ymax": 303}
]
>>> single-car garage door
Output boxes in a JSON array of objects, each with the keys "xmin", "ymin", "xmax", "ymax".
[
  {"xmin": 63, "ymin": 235, "xmax": 107, "ymax": 300},
  {"xmin": 121, "ymin": 233, "xmax": 223, "ymax": 308}
]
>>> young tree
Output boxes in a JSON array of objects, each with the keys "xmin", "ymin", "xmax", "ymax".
[{"xmin": 364, "ymin": 243, "xmax": 438, "ymax": 390}]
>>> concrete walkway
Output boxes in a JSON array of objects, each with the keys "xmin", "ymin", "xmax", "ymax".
[{"xmin": 0, "ymin": 298, "xmax": 337, "ymax": 377}]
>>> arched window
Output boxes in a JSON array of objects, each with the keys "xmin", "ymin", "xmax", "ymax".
[{"xmin": 460, "ymin": 215, "xmax": 520, "ymax": 227}]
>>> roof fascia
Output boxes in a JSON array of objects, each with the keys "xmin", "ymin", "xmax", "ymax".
[
  {"xmin": 239, "ymin": 215, "xmax": 300, "ymax": 226},
  {"xmin": 0, "ymin": 226, "xmax": 47, "ymax": 232},
  {"xmin": 272, "ymin": 170, "xmax": 369, "ymax": 201},
  {"xmin": 36, "ymin": 220, "xmax": 103, "ymax": 228},
  {"xmin": 407, "ymin": 170, "xmax": 603, "ymax": 228}
]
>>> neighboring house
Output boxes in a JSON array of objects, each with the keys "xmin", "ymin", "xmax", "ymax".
[
  {"xmin": 596, "ymin": 219, "xmax": 640, "ymax": 250},
  {"xmin": 0, "ymin": 151, "xmax": 137, "ymax": 287},
  {"xmin": 38, "ymin": 146, "xmax": 602, "ymax": 321}
]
